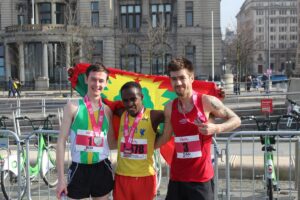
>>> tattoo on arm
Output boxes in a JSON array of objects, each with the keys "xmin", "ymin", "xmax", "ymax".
[
  {"xmin": 210, "ymin": 97, "xmax": 235, "ymax": 119},
  {"xmin": 210, "ymin": 98, "xmax": 222, "ymax": 110}
]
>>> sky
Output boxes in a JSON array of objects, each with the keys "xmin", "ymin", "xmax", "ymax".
[{"xmin": 221, "ymin": 0, "xmax": 245, "ymax": 35}]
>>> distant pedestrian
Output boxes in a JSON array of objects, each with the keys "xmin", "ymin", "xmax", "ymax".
[
  {"xmin": 7, "ymin": 77, "xmax": 15, "ymax": 98},
  {"xmin": 261, "ymin": 74, "xmax": 268, "ymax": 91},
  {"xmin": 246, "ymin": 75, "xmax": 252, "ymax": 92},
  {"xmin": 233, "ymin": 75, "xmax": 240, "ymax": 95},
  {"xmin": 13, "ymin": 78, "xmax": 21, "ymax": 97},
  {"xmin": 252, "ymin": 77, "xmax": 260, "ymax": 91}
]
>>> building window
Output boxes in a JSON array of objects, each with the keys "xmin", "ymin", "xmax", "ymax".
[
  {"xmin": 18, "ymin": 15, "xmax": 25, "ymax": 25},
  {"xmin": 270, "ymin": 18, "xmax": 276, "ymax": 24},
  {"xmin": 270, "ymin": 27, "xmax": 276, "ymax": 32},
  {"xmin": 290, "ymin": 26, "xmax": 297, "ymax": 32},
  {"xmin": 39, "ymin": 3, "xmax": 51, "ymax": 24},
  {"xmin": 270, "ymin": 35, "xmax": 276, "ymax": 40},
  {"xmin": 92, "ymin": 41, "xmax": 103, "ymax": 63},
  {"xmin": 270, "ymin": 10, "xmax": 276, "ymax": 15},
  {"xmin": 120, "ymin": 44, "xmax": 141, "ymax": 72},
  {"xmin": 91, "ymin": 2, "xmax": 99, "ymax": 27},
  {"xmin": 279, "ymin": 43, "xmax": 286, "ymax": 48},
  {"xmin": 120, "ymin": 5, "xmax": 141, "ymax": 31},
  {"xmin": 290, "ymin": 43, "xmax": 297, "ymax": 48},
  {"xmin": 279, "ymin": 26, "xmax": 287, "ymax": 32},
  {"xmin": 256, "ymin": 27, "xmax": 264, "ymax": 32},
  {"xmin": 290, "ymin": 9, "xmax": 297, "ymax": 15},
  {"xmin": 152, "ymin": 53, "xmax": 171, "ymax": 75},
  {"xmin": 279, "ymin": 9, "xmax": 287, "ymax": 15},
  {"xmin": 279, "ymin": 35, "xmax": 286, "ymax": 40},
  {"xmin": 186, "ymin": 2, "xmax": 193, "ymax": 27},
  {"xmin": 0, "ymin": 44, "xmax": 4, "ymax": 80},
  {"xmin": 151, "ymin": 4, "xmax": 171, "ymax": 28},
  {"xmin": 257, "ymin": 18, "xmax": 263, "ymax": 25},
  {"xmin": 256, "ymin": 10, "xmax": 263, "ymax": 15},
  {"xmin": 290, "ymin": 17, "xmax": 297, "ymax": 23},
  {"xmin": 290, "ymin": 35, "xmax": 297, "ymax": 40},
  {"xmin": 270, "ymin": 43, "xmax": 276, "ymax": 49},
  {"xmin": 185, "ymin": 45, "xmax": 195, "ymax": 64},
  {"xmin": 279, "ymin": 18, "xmax": 287, "ymax": 24},
  {"xmin": 66, "ymin": 1, "xmax": 78, "ymax": 25},
  {"xmin": 56, "ymin": 3, "xmax": 65, "ymax": 24}
]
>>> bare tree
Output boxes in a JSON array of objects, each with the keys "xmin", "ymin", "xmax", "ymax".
[
  {"xmin": 144, "ymin": 15, "xmax": 169, "ymax": 75},
  {"xmin": 60, "ymin": 0, "xmax": 96, "ymax": 68},
  {"xmin": 224, "ymin": 23, "xmax": 257, "ymax": 82}
]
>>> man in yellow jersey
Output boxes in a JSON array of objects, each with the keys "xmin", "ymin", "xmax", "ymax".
[
  {"xmin": 56, "ymin": 64, "xmax": 114, "ymax": 200},
  {"xmin": 107, "ymin": 81, "xmax": 164, "ymax": 200}
]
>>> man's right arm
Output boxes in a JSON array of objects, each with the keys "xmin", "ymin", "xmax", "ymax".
[
  {"xmin": 154, "ymin": 102, "xmax": 173, "ymax": 149},
  {"xmin": 56, "ymin": 101, "xmax": 77, "ymax": 199}
]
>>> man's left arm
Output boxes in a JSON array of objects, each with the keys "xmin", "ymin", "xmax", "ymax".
[
  {"xmin": 105, "ymin": 105, "xmax": 118, "ymax": 149},
  {"xmin": 198, "ymin": 95, "xmax": 241, "ymax": 135}
]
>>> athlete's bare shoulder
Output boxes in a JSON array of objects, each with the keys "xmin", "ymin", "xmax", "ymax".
[{"xmin": 64, "ymin": 99, "xmax": 79, "ymax": 118}]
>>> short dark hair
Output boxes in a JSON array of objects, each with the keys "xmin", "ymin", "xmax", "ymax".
[
  {"xmin": 120, "ymin": 81, "xmax": 142, "ymax": 96},
  {"xmin": 86, "ymin": 63, "xmax": 109, "ymax": 80},
  {"xmin": 167, "ymin": 57, "xmax": 194, "ymax": 75}
]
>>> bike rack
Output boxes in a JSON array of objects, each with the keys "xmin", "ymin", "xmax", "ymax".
[
  {"xmin": 0, "ymin": 130, "xmax": 22, "ymax": 200},
  {"xmin": 225, "ymin": 130, "xmax": 300, "ymax": 200},
  {"xmin": 25, "ymin": 130, "xmax": 59, "ymax": 200}
]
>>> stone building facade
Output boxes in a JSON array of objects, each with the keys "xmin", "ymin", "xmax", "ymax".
[
  {"xmin": 296, "ymin": 0, "xmax": 300, "ymax": 74},
  {"xmin": 237, "ymin": 0, "xmax": 298, "ymax": 76},
  {"xmin": 0, "ymin": 0, "xmax": 222, "ymax": 89}
]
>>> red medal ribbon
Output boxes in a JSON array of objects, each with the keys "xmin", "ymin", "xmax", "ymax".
[
  {"xmin": 84, "ymin": 95, "xmax": 104, "ymax": 136},
  {"xmin": 179, "ymin": 93, "xmax": 206, "ymax": 123},
  {"xmin": 123, "ymin": 107, "xmax": 144, "ymax": 151}
]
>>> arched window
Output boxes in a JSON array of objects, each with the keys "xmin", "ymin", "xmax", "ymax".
[
  {"xmin": 120, "ymin": 44, "xmax": 141, "ymax": 72},
  {"xmin": 151, "ymin": 44, "xmax": 172, "ymax": 75}
]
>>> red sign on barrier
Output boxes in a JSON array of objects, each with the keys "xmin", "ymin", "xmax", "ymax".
[{"xmin": 261, "ymin": 99, "xmax": 273, "ymax": 113}]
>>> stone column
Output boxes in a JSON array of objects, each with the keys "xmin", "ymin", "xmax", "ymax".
[
  {"xmin": 66, "ymin": 42, "xmax": 70, "ymax": 68},
  {"xmin": 18, "ymin": 42, "xmax": 25, "ymax": 83},
  {"xmin": 5, "ymin": 44, "xmax": 11, "ymax": 81},
  {"xmin": 42, "ymin": 42, "xmax": 49, "ymax": 78},
  {"xmin": 35, "ymin": 42, "xmax": 49, "ymax": 90},
  {"xmin": 222, "ymin": 64, "xmax": 234, "ymax": 91}
]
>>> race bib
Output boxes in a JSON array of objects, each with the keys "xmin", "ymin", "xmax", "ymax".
[
  {"xmin": 120, "ymin": 138, "xmax": 148, "ymax": 160},
  {"xmin": 75, "ymin": 129, "xmax": 104, "ymax": 153},
  {"xmin": 175, "ymin": 135, "xmax": 202, "ymax": 159}
]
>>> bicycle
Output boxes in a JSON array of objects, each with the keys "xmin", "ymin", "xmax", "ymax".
[
  {"xmin": 285, "ymin": 98, "xmax": 300, "ymax": 129},
  {"xmin": 1, "ymin": 114, "xmax": 57, "ymax": 200},
  {"xmin": 0, "ymin": 116, "xmax": 9, "ymax": 130},
  {"xmin": 241, "ymin": 115, "xmax": 281, "ymax": 200},
  {"xmin": 0, "ymin": 116, "xmax": 10, "ymax": 170}
]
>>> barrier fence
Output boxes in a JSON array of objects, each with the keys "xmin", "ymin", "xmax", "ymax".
[
  {"xmin": 1, "ymin": 129, "xmax": 299, "ymax": 199},
  {"xmin": 224, "ymin": 131, "xmax": 300, "ymax": 200},
  {"xmin": 24, "ymin": 130, "xmax": 60, "ymax": 200},
  {"xmin": 0, "ymin": 130, "xmax": 23, "ymax": 200}
]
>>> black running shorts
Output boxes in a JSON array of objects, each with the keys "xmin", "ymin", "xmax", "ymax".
[
  {"xmin": 67, "ymin": 159, "xmax": 114, "ymax": 199},
  {"xmin": 165, "ymin": 179, "xmax": 214, "ymax": 200}
]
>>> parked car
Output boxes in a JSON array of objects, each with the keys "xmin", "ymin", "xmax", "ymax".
[{"xmin": 257, "ymin": 74, "xmax": 288, "ymax": 84}]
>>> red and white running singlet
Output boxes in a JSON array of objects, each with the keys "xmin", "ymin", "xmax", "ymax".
[{"xmin": 170, "ymin": 94, "xmax": 214, "ymax": 182}]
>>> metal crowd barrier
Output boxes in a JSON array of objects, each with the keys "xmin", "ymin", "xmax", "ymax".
[
  {"xmin": 0, "ymin": 130, "xmax": 23, "ymax": 200},
  {"xmin": 24, "ymin": 130, "xmax": 60, "ymax": 200},
  {"xmin": 224, "ymin": 131, "xmax": 300, "ymax": 200}
]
